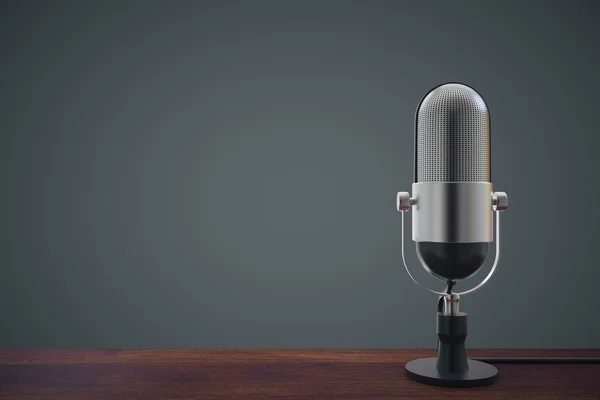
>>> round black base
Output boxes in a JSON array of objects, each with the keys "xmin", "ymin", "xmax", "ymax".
[{"xmin": 405, "ymin": 357, "xmax": 498, "ymax": 388}]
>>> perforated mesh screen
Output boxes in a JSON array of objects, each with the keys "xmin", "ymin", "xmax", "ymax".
[{"xmin": 416, "ymin": 83, "xmax": 490, "ymax": 182}]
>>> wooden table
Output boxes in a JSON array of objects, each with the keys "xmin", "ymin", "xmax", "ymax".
[{"xmin": 0, "ymin": 349, "xmax": 599, "ymax": 399}]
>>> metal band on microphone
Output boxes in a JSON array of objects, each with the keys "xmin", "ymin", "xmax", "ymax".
[{"xmin": 412, "ymin": 182, "xmax": 493, "ymax": 243}]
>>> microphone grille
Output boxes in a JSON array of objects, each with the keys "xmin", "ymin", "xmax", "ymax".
[{"xmin": 416, "ymin": 83, "xmax": 490, "ymax": 182}]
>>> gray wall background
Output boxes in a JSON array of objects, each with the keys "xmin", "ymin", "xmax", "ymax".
[{"xmin": 1, "ymin": 0, "xmax": 599, "ymax": 349}]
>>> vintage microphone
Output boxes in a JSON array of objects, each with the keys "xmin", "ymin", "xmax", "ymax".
[
  {"xmin": 396, "ymin": 82, "xmax": 505, "ymax": 387},
  {"xmin": 396, "ymin": 83, "xmax": 600, "ymax": 388}
]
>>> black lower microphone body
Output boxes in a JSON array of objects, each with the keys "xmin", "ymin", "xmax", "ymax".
[{"xmin": 417, "ymin": 242, "xmax": 488, "ymax": 281}]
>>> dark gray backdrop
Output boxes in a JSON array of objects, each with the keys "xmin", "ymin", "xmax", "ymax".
[{"xmin": 1, "ymin": 0, "xmax": 599, "ymax": 348}]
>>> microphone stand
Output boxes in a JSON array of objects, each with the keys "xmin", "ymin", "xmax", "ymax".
[
  {"xmin": 407, "ymin": 282, "xmax": 500, "ymax": 387},
  {"xmin": 428, "ymin": 282, "xmax": 600, "ymax": 387},
  {"xmin": 428, "ymin": 282, "xmax": 600, "ymax": 388},
  {"xmin": 435, "ymin": 281, "xmax": 600, "ymax": 366}
]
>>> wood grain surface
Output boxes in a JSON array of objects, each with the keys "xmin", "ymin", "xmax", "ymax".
[{"xmin": 0, "ymin": 349, "xmax": 599, "ymax": 399}]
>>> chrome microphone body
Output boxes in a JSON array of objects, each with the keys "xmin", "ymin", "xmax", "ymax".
[{"xmin": 397, "ymin": 83, "xmax": 508, "ymax": 283}]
